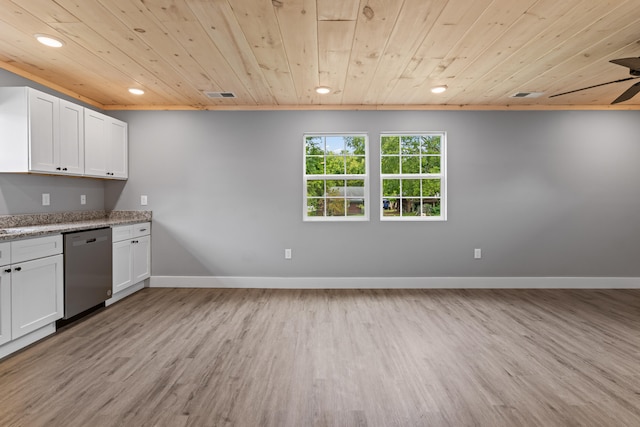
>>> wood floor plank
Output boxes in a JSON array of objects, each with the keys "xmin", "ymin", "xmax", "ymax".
[{"xmin": 0, "ymin": 288, "xmax": 639, "ymax": 426}]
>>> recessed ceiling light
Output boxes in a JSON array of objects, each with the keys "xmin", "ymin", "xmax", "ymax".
[
  {"xmin": 315, "ymin": 86, "xmax": 331, "ymax": 95},
  {"xmin": 35, "ymin": 34, "xmax": 64, "ymax": 48},
  {"xmin": 430, "ymin": 85, "xmax": 447, "ymax": 94},
  {"xmin": 128, "ymin": 88, "xmax": 145, "ymax": 95}
]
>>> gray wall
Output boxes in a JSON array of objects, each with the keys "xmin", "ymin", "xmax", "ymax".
[
  {"xmin": 105, "ymin": 109, "xmax": 640, "ymax": 277},
  {"xmin": 0, "ymin": 69, "xmax": 105, "ymax": 214}
]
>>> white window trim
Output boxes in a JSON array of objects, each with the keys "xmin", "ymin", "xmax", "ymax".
[
  {"xmin": 303, "ymin": 133, "xmax": 370, "ymax": 222},
  {"xmin": 379, "ymin": 132, "xmax": 447, "ymax": 221}
]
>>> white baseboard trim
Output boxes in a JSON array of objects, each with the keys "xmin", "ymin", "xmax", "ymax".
[{"xmin": 150, "ymin": 276, "xmax": 640, "ymax": 289}]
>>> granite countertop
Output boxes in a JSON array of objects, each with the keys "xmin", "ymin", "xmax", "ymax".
[{"xmin": 0, "ymin": 210, "xmax": 152, "ymax": 241}]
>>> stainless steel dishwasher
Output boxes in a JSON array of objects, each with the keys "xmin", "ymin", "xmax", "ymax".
[{"xmin": 63, "ymin": 227, "xmax": 112, "ymax": 319}]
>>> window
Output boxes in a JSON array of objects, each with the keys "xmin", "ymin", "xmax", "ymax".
[
  {"xmin": 304, "ymin": 134, "xmax": 368, "ymax": 221},
  {"xmin": 380, "ymin": 133, "xmax": 446, "ymax": 220}
]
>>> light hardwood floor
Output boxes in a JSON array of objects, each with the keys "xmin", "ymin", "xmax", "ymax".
[{"xmin": 0, "ymin": 288, "xmax": 639, "ymax": 427}]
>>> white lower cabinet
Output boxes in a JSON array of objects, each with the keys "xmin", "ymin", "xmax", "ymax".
[
  {"xmin": 11, "ymin": 254, "xmax": 63, "ymax": 339},
  {"xmin": 0, "ymin": 235, "xmax": 64, "ymax": 354},
  {"xmin": 112, "ymin": 223, "xmax": 151, "ymax": 295}
]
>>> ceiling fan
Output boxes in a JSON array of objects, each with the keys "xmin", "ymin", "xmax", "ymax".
[{"xmin": 549, "ymin": 57, "xmax": 640, "ymax": 104}]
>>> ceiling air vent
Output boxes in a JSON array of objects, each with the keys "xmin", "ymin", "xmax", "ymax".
[
  {"xmin": 510, "ymin": 92, "xmax": 544, "ymax": 98},
  {"xmin": 204, "ymin": 91, "xmax": 236, "ymax": 99}
]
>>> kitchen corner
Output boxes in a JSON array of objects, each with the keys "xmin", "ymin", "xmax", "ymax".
[{"xmin": 0, "ymin": 209, "xmax": 152, "ymax": 360}]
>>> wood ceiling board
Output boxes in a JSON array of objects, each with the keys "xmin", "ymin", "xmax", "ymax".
[
  {"xmin": 95, "ymin": 0, "xmax": 233, "ymax": 106},
  {"xmin": 317, "ymin": 0, "xmax": 360, "ymax": 21},
  {"xmin": 440, "ymin": 0, "xmax": 585, "ymax": 105},
  {"xmin": 521, "ymin": 17, "xmax": 640, "ymax": 100},
  {"xmin": 0, "ymin": 60, "xmax": 104, "ymax": 108},
  {"xmin": 274, "ymin": 0, "xmax": 321, "ymax": 104},
  {"xmin": 0, "ymin": 0, "xmax": 639, "ymax": 108},
  {"xmin": 52, "ymin": 0, "xmax": 207, "ymax": 105},
  {"xmin": 0, "ymin": 5, "xmax": 136, "ymax": 105},
  {"xmin": 227, "ymin": 0, "xmax": 298, "ymax": 105},
  {"xmin": 381, "ymin": 0, "xmax": 494, "ymax": 105},
  {"xmin": 405, "ymin": 0, "xmax": 540, "ymax": 105},
  {"xmin": 341, "ymin": 0, "xmax": 405, "ymax": 104},
  {"xmin": 48, "ymin": 22, "xmax": 178, "ymax": 105},
  {"xmin": 317, "ymin": 20, "xmax": 356, "ymax": 104},
  {"xmin": 142, "ymin": 3, "xmax": 259, "ymax": 105},
  {"xmin": 9, "ymin": 0, "xmax": 80, "ymax": 24},
  {"xmin": 477, "ymin": 0, "xmax": 640, "ymax": 104},
  {"xmin": 185, "ymin": 0, "xmax": 277, "ymax": 105},
  {"xmin": 362, "ymin": 0, "xmax": 449, "ymax": 105}
]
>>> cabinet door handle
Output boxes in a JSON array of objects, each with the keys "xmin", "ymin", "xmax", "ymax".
[{"xmin": 14, "ymin": 267, "xmax": 22, "ymax": 272}]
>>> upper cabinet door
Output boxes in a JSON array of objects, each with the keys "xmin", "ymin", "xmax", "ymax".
[
  {"xmin": 108, "ymin": 118, "xmax": 128, "ymax": 179},
  {"xmin": 58, "ymin": 99, "xmax": 85, "ymax": 175},
  {"xmin": 84, "ymin": 109, "xmax": 109, "ymax": 178},
  {"xmin": 85, "ymin": 110, "xmax": 128, "ymax": 180},
  {"xmin": 28, "ymin": 89, "xmax": 59, "ymax": 173}
]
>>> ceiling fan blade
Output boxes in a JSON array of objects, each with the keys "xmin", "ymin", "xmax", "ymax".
[
  {"xmin": 612, "ymin": 81, "xmax": 640, "ymax": 104},
  {"xmin": 610, "ymin": 57, "xmax": 640, "ymax": 71},
  {"xmin": 549, "ymin": 77, "xmax": 637, "ymax": 98}
]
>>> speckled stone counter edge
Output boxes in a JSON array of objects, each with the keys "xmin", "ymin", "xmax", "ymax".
[{"xmin": 0, "ymin": 210, "xmax": 151, "ymax": 228}]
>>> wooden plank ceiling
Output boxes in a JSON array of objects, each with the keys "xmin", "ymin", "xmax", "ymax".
[{"xmin": 0, "ymin": 0, "xmax": 639, "ymax": 110}]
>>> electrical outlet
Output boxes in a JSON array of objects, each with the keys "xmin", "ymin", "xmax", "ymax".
[
  {"xmin": 80, "ymin": 194, "xmax": 86, "ymax": 205},
  {"xmin": 141, "ymin": 195, "xmax": 148, "ymax": 206},
  {"xmin": 474, "ymin": 248, "xmax": 482, "ymax": 259},
  {"xmin": 42, "ymin": 193, "xmax": 50, "ymax": 206},
  {"xmin": 285, "ymin": 248, "xmax": 292, "ymax": 260}
]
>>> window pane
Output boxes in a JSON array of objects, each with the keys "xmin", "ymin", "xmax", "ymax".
[
  {"xmin": 383, "ymin": 198, "xmax": 400, "ymax": 216},
  {"xmin": 307, "ymin": 180, "xmax": 324, "ymax": 197},
  {"xmin": 401, "ymin": 198, "xmax": 421, "ymax": 216},
  {"xmin": 422, "ymin": 199, "xmax": 441, "ymax": 216},
  {"xmin": 307, "ymin": 198, "xmax": 325, "ymax": 216},
  {"xmin": 401, "ymin": 136, "xmax": 421, "ymax": 154},
  {"xmin": 347, "ymin": 199, "xmax": 365, "ymax": 216},
  {"xmin": 381, "ymin": 136, "xmax": 399, "ymax": 154},
  {"xmin": 382, "ymin": 179, "xmax": 400, "ymax": 197},
  {"xmin": 326, "ymin": 136, "xmax": 345, "ymax": 154},
  {"xmin": 305, "ymin": 136, "xmax": 324, "ymax": 155},
  {"xmin": 327, "ymin": 198, "xmax": 346, "ymax": 216},
  {"xmin": 346, "ymin": 180, "xmax": 365, "ymax": 198},
  {"xmin": 346, "ymin": 156, "xmax": 365, "ymax": 174},
  {"xmin": 326, "ymin": 155, "xmax": 345, "ymax": 174},
  {"xmin": 306, "ymin": 156, "xmax": 324, "ymax": 175},
  {"xmin": 345, "ymin": 136, "xmax": 365, "ymax": 155},
  {"xmin": 401, "ymin": 156, "xmax": 420, "ymax": 174},
  {"xmin": 402, "ymin": 179, "xmax": 420, "ymax": 197},
  {"xmin": 421, "ymin": 136, "xmax": 441, "ymax": 154},
  {"xmin": 422, "ymin": 155, "xmax": 440, "ymax": 174},
  {"xmin": 326, "ymin": 180, "xmax": 345, "ymax": 196},
  {"xmin": 422, "ymin": 179, "xmax": 440, "ymax": 197},
  {"xmin": 381, "ymin": 156, "xmax": 399, "ymax": 174}
]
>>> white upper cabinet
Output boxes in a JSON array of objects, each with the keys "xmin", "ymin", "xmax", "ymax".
[
  {"xmin": 0, "ymin": 87, "xmax": 85, "ymax": 176},
  {"xmin": 0, "ymin": 87, "xmax": 126, "ymax": 180},
  {"xmin": 84, "ymin": 109, "xmax": 128, "ymax": 179}
]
